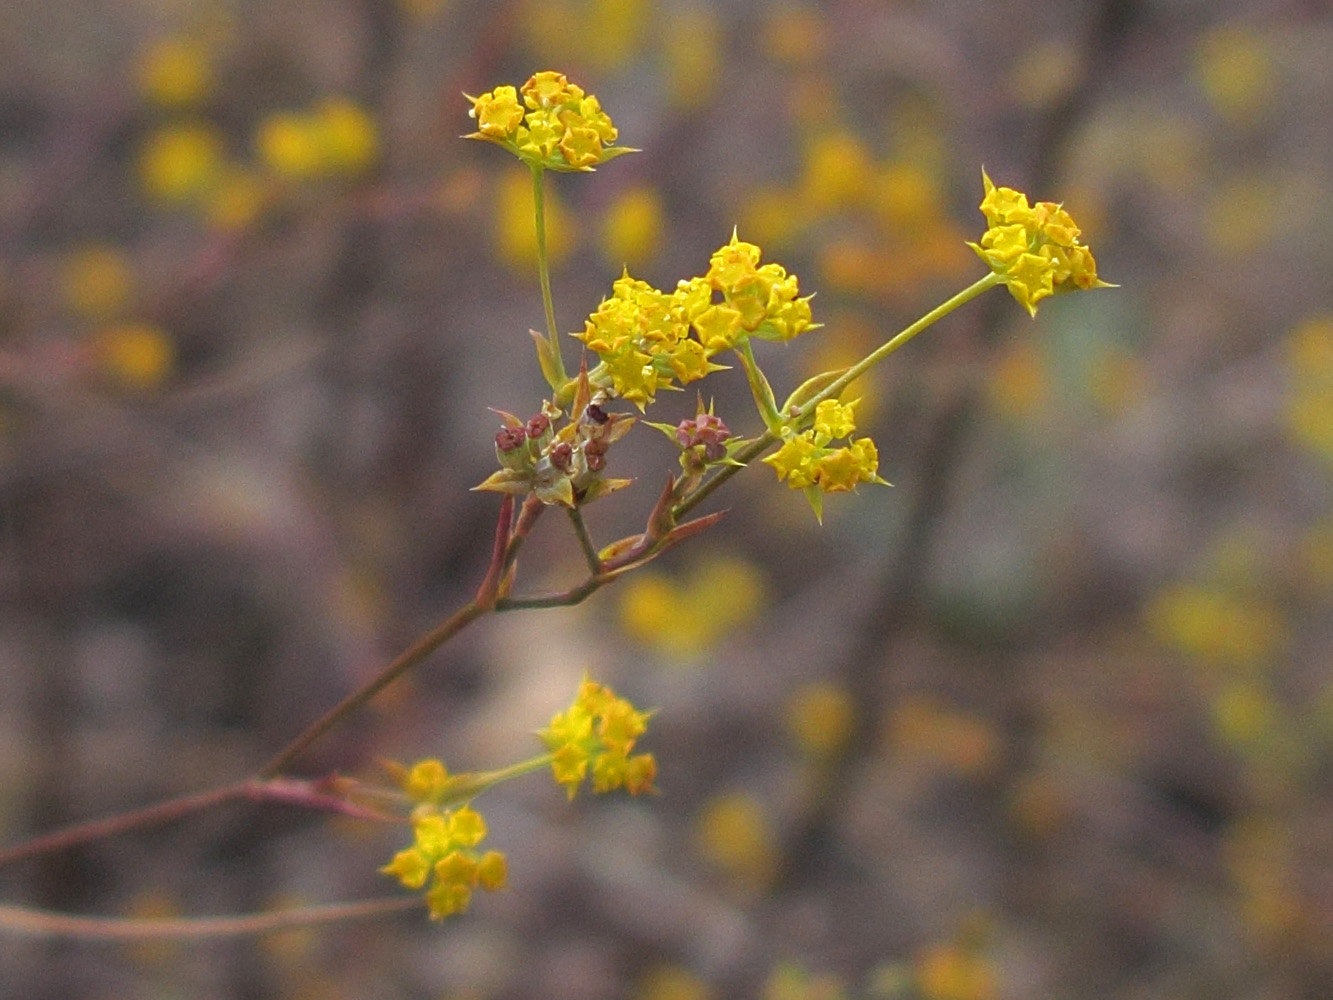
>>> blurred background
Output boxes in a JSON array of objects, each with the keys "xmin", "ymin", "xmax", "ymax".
[{"xmin": 2, "ymin": 0, "xmax": 1332, "ymax": 998}]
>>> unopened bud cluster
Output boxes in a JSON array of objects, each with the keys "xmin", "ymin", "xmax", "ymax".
[{"xmin": 482, "ymin": 395, "xmax": 633, "ymax": 507}]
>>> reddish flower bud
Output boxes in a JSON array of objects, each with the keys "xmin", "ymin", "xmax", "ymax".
[
  {"xmin": 549, "ymin": 441, "xmax": 574, "ymax": 471},
  {"xmin": 496, "ymin": 427, "xmax": 526, "ymax": 452},
  {"xmin": 675, "ymin": 413, "xmax": 731, "ymax": 451},
  {"xmin": 584, "ymin": 438, "xmax": 607, "ymax": 471}
]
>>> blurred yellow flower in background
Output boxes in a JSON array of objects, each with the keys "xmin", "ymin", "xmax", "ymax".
[
  {"xmin": 93, "ymin": 322, "xmax": 175, "ymax": 391},
  {"xmin": 1145, "ymin": 583, "xmax": 1287, "ymax": 670},
  {"xmin": 139, "ymin": 122, "xmax": 225, "ymax": 203},
  {"xmin": 784, "ymin": 681, "xmax": 855, "ymax": 760},
  {"xmin": 664, "ymin": 7, "xmax": 722, "ymax": 109},
  {"xmin": 618, "ymin": 555, "xmax": 766, "ymax": 660},
  {"xmin": 602, "ymin": 184, "xmax": 664, "ymax": 270},
  {"xmin": 62, "ymin": 245, "xmax": 133, "ymax": 320},
  {"xmin": 694, "ymin": 791, "xmax": 779, "ymax": 889},
  {"xmin": 136, "ymin": 37, "xmax": 214, "ymax": 110},
  {"xmin": 1193, "ymin": 24, "xmax": 1276, "ymax": 124}
]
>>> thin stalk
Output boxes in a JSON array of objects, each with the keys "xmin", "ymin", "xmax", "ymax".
[
  {"xmin": 806, "ymin": 273, "xmax": 999, "ymax": 415},
  {"xmin": 566, "ymin": 507, "xmax": 602, "ymax": 574},
  {"xmin": 734, "ymin": 338, "xmax": 782, "ymax": 431},
  {"xmin": 0, "ymin": 897, "xmax": 421, "ymax": 941},
  {"xmin": 494, "ymin": 573, "xmax": 608, "ymax": 612},
  {"xmin": 439, "ymin": 755, "xmax": 554, "ymax": 806},
  {"xmin": 672, "ymin": 273, "xmax": 1002, "ymax": 521},
  {"xmin": 258, "ymin": 600, "xmax": 488, "ymax": 779},
  {"xmin": 532, "ymin": 164, "xmax": 567, "ymax": 384},
  {"xmin": 0, "ymin": 783, "xmax": 249, "ymax": 868}
]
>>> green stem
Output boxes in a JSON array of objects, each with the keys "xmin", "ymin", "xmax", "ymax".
[
  {"xmin": 799, "ymin": 273, "xmax": 1000, "ymax": 419},
  {"xmin": 566, "ymin": 507, "xmax": 602, "ymax": 574},
  {"xmin": 735, "ymin": 338, "xmax": 782, "ymax": 432},
  {"xmin": 532, "ymin": 164, "xmax": 567, "ymax": 385},
  {"xmin": 672, "ymin": 273, "xmax": 1002, "ymax": 521},
  {"xmin": 445, "ymin": 755, "xmax": 554, "ymax": 804},
  {"xmin": 494, "ymin": 572, "xmax": 609, "ymax": 612}
]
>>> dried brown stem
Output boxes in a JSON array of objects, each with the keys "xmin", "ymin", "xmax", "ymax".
[{"xmin": 0, "ymin": 897, "xmax": 421, "ymax": 941}]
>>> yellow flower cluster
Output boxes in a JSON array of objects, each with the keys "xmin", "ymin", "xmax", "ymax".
[
  {"xmin": 380, "ymin": 759, "xmax": 507, "ymax": 920},
  {"xmin": 763, "ymin": 399, "xmax": 886, "ymax": 517},
  {"xmin": 574, "ymin": 233, "xmax": 815, "ymax": 408},
  {"xmin": 575, "ymin": 273, "xmax": 722, "ymax": 408},
  {"xmin": 466, "ymin": 71, "xmax": 634, "ymax": 172},
  {"xmin": 538, "ymin": 676, "xmax": 656, "ymax": 800},
  {"xmin": 968, "ymin": 171, "xmax": 1109, "ymax": 316},
  {"xmin": 698, "ymin": 231, "xmax": 816, "ymax": 345}
]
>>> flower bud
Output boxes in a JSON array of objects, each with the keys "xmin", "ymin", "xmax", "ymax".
[
  {"xmin": 495, "ymin": 426, "xmax": 530, "ymax": 471},
  {"xmin": 549, "ymin": 441, "xmax": 574, "ymax": 471},
  {"xmin": 584, "ymin": 437, "xmax": 608, "ymax": 471}
]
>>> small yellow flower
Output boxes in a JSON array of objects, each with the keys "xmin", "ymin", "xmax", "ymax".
[
  {"xmin": 424, "ymin": 876, "xmax": 472, "ymax": 919},
  {"xmin": 255, "ymin": 112, "xmax": 323, "ymax": 179},
  {"xmin": 447, "ymin": 805, "xmax": 487, "ymax": 847},
  {"xmin": 381, "ymin": 846, "xmax": 432, "ymax": 890},
  {"xmin": 968, "ymin": 170, "xmax": 1112, "ymax": 316},
  {"xmin": 522, "ymin": 70, "xmax": 582, "ymax": 110},
  {"xmin": 765, "ymin": 396, "xmax": 887, "ymax": 519},
  {"xmin": 403, "ymin": 759, "xmax": 448, "ymax": 801},
  {"xmin": 812, "ymin": 398, "xmax": 857, "ymax": 440},
  {"xmin": 540, "ymin": 675, "xmax": 655, "ymax": 800},
  {"xmin": 475, "ymin": 850, "xmax": 508, "ymax": 891},
  {"xmin": 380, "ymin": 801, "xmax": 506, "ymax": 920},
  {"xmin": 468, "ymin": 85, "xmax": 525, "ymax": 138},
  {"xmin": 764, "ymin": 433, "xmax": 821, "ymax": 489},
  {"xmin": 313, "ymin": 97, "xmax": 378, "ymax": 175},
  {"xmin": 706, "ymin": 232, "xmax": 763, "ymax": 295},
  {"xmin": 691, "ymin": 303, "xmax": 743, "ymax": 355}
]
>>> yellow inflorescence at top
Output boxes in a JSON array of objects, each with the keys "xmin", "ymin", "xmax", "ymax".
[
  {"xmin": 465, "ymin": 71, "xmax": 636, "ymax": 172},
  {"xmin": 967, "ymin": 170, "xmax": 1110, "ymax": 316}
]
